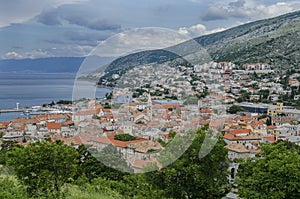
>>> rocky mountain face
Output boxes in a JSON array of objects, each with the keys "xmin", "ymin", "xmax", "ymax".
[{"xmin": 197, "ymin": 10, "xmax": 300, "ymax": 68}]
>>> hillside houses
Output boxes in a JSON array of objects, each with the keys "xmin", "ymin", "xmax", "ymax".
[
  {"xmin": 243, "ymin": 63, "xmax": 271, "ymax": 71},
  {"xmin": 1, "ymin": 60, "xmax": 300, "ymax": 174}
]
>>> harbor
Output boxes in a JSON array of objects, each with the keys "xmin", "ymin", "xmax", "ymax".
[
  {"xmin": 0, "ymin": 102, "xmax": 73, "ymax": 122},
  {"xmin": 0, "ymin": 109, "xmax": 23, "ymax": 113},
  {"xmin": 0, "ymin": 102, "xmax": 22, "ymax": 113}
]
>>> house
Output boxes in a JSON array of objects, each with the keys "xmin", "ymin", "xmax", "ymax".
[
  {"xmin": 223, "ymin": 133, "xmax": 262, "ymax": 145},
  {"xmin": 61, "ymin": 135, "xmax": 84, "ymax": 149},
  {"xmin": 229, "ymin": 129, "xmax": 251, "ymax": 137},
  {"xmin": 262, "ymin": 135, "xmax": 278, "ymax": 143},
  {"xmin": 2, "ymin": 132, "xmax": 24, "ymax": 142},
  {"xmin": 231, "ymin": 85, "xmax": 241, "ymax": 94},
  {"xmin": 248, "ymin": 120, "xmax": 267, "ymax": 135},
  {"xmin": 72, "ymin": 109, "xmax": 96, "ymax": 124},
  {"xmin": 130, "ymin": 159, "xmax": 157, "ymax": 173},
  {"xmin": 268, "ymin": 94, "xmax": 279, "ymax": 102},
  {"xmin": 225, "ymin": 143, "xmax": 258, "ymax": 161},
  {"xmin": 243, "ymin": 63, "xmax": 271, "ymax": 71},
  {"xmin": 91, "ymin": 135, "xmax": 153, "ymax": 161},
  {"xmin": 266, "ymin": 125, "xmax": 276, "ymax": 132},
  {"xmin": 134, "ymin": 112, "xmax": 149, "ymax": 124},
  {"xmin": 46, "ymin": 122, "xmax": 62, "ymax": 134},
  {"xmin": 294, "ymin": 95, "xmax": 300, "ymax": 101},
  {"xmin": 250, "ymin": 95, "xmax": 260, "ymax": 101},
  {"xmin": 0, "ymin": 122, "xmax": 10, "ymax": 130}
]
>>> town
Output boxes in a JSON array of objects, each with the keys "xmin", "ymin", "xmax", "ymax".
[{"xmin": 1, "ymin": 61, "xmax": 300, "ymax": 179}]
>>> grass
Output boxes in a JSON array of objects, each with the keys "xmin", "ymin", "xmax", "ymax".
[{"xmin": 66, "ymin": 185, "xmax": 123, "ymax": 199}]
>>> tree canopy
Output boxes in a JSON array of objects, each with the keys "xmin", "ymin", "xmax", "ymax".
[
  {"xmin": 6, "ymin": 140, "xmax": 79, "ymax": 198},
  {"xmin": 1, "ymin": 128, "xmax": 231, "ymax": 199},
  {"xmin": 237, "ymin": 141, "xmax": 300, "ymax": 199},
  {"xmin": 145, "ymin": 129, "xmax": 230, "ymax": 199},
  {"xmin": 114, "ymin": 134, "xmax": 137, "ymax": 141},
  {"xmin": 228, "ymin": 105, "xmax": 246, "ymax": 114}
]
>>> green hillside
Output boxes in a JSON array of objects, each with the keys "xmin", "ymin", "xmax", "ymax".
[
  {"xmin": 196, "ymin": 10, "xmax": 300, "ymax": 68},
  {"xmin": 103, "ymin": 10, "xmax": 300, "ymax": 75}
]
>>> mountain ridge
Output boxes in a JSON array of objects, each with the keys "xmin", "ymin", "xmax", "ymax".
[
  {"xmin": 0, "ymin": 57, "xmax": 85, "ymax": 73},
  {"xmin": 1, "ymin": 10, "xmax": 299, "ymax": 74},
  {"xmin": 195, "ymin": 10, "xmax": 300, "ymax": 67},
  {"xmin": 103, "ymin": 10, "xmax": 300, "ymax": 73}
]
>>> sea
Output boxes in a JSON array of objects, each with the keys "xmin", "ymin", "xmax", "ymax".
[{"xmin": 0, "ymin": 72, "xmax": 110, "ymax": 122}]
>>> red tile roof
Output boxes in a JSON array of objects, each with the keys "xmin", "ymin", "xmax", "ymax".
[
  {"xmin": 284, "ymin": 119, "xmax": 293, "ymax": 123},
  {"xmin": 230, "ymin": 129, "xmax": 251, "ymax": 135},
  {"xmin": 93, "ymin": 136, "xmax": 111, "ymax": 145},
  {"xmin": 264, "ymin": 136, "xmax": 277, "ymax": 143},
  {"xmin": 199, "ymin": 109, "xmax": 213, "ymax": 113},
  {"xmin": 74, "ymin": 109, "xmax": 97, "ymax": 116},
  {"xmin": 62, "ymin": 120, "xmax": 74, "ymax": 126},
  {"xmin": 199, "ymin": 120, "xmax": 209, "ymax": 125},
  {"xmin": 267, "ymin": 125, "xmax": 276, "ymax": 130},
  {"xmin": 224, "ymin": 133, "xmax": 236, "ymax": 140},
  {"xmin": 47, "ymin": 122, "xmax": 62, "ymax": 130},
  {"xmin": 162, "ymin": 104, "xmax": 180, "ymax": 109},
  {"xmin": 0, "ymin": 122, "xmax": 10, "ymax": 127}
]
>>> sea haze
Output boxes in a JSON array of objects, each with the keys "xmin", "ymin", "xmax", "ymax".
[
  {"xmin": 0, "ymin": 57, "xmax": 84, "ymax": 73},
  {"xmin": 0, "ymin": 72, "xmax": 109, "ymax": 121}
]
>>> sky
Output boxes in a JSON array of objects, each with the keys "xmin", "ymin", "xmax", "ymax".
[{"xmin": 0, "ymin": 0, "xmax": 299, "ymax": 59}]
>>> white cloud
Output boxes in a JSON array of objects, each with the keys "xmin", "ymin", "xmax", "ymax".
[
  {"xmin": 202, "ymin": 0, "xmax": 300, "ymax": 21},
  {"xmin": 92, "ymin": 27, "xmax": 191, "ymax": 57},
  {"xmin": 233, "ymin": 0, "xmax": 299, "ymax": 20},
  {"xmin": 178, "ymin": 24, "xmax": 226, "ymax": 37},
  {"xmin": 3, "ymin": 49, "xmax": 50, "ymax": 59},
  {"xmin": 253, "ymin": 1, "xmax": 300, "ymax": 19},
  {"xmin": 0, "ymin": 0, "xmax": 87, "ymax": 27},
  {"xmin": 179, "ymin": 24, "xmax": 207, "ymax": 36},
  {"xmin": 2, "ymin": 45, "xmax": 95, "ymax": 59},
  {"xmin": 3, "ymin": 51, "xmax": 24, "ymax": 59}
]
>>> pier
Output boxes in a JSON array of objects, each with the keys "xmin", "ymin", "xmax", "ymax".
[
  {"xmin": 0, "ymin": 102, "xmax": 24, "ymax": 113},
  {"xmin": 0, "ymin": 109, "xmax": 23, "ymax": 113}
]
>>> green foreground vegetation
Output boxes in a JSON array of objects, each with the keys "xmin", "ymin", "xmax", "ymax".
[{"xmin": 0, "ymin": 128, "xmax": 300, "ymax": 198}]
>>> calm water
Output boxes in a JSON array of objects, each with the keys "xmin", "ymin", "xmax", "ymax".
[{"xmin": 0, "ymin": 72, "xmax": 109, "ymax": 121}]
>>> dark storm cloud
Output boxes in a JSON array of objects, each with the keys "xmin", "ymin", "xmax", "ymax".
[
  {"xmin": 36, "ymin": 9, "xmax": 62, "ymax": 26},
  {"xmin": 66, "ymin": 31, "xmax": 111, "ymax": 44},
  {"xmin": 64, "ymin": 15, "xmax": 121, "ymax": 31},
  {"xmin": 45, "ymin": 31, "xmax": 112, "ymax": 46}
]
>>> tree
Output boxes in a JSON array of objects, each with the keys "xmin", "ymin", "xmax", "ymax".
[
  {"xmin": 76, "ymin": 145, "xmax": 129, "ymax": 182},
  {"xmin": 266, "ymin": 116, "xmax": 272, "ymax": 126},
  {"xmin": 146, "ymin": 129, "xmax": 230, "ymax": 199},
  {"xmin": 56, "ymin": 100, "xmax": 72, "ymax": 105},
  {"xmin": 169, "ymin": 130, "xmax": 176, "ymax": 139},
  {"xmin": 237, "ymin": 141, "xmax": 300, "ymax": 199},
  {"xmin": 0, "ymin": 140, "xmax": 17, "ymax": 165},
  {"xmin": 105, "ymin": 92, "xmax": 113, "ymax": 100},
  {"xmin": 228, "ymin": 105, "xmax": 246, "ymax": 114},
  {"xmin": 100, "ymin": 175, "xmax": 168, "ymax": 199},
  {"xmin": 0, "ymin": 175, "xmax": 29, "ymax": 199},
  {"xmin": 114, "ymin": 134, "xmax": 137, "ymax": 141},
  {"xmin": 6, "ymin": 140, "xmax": 79, "ymax": 198}
]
